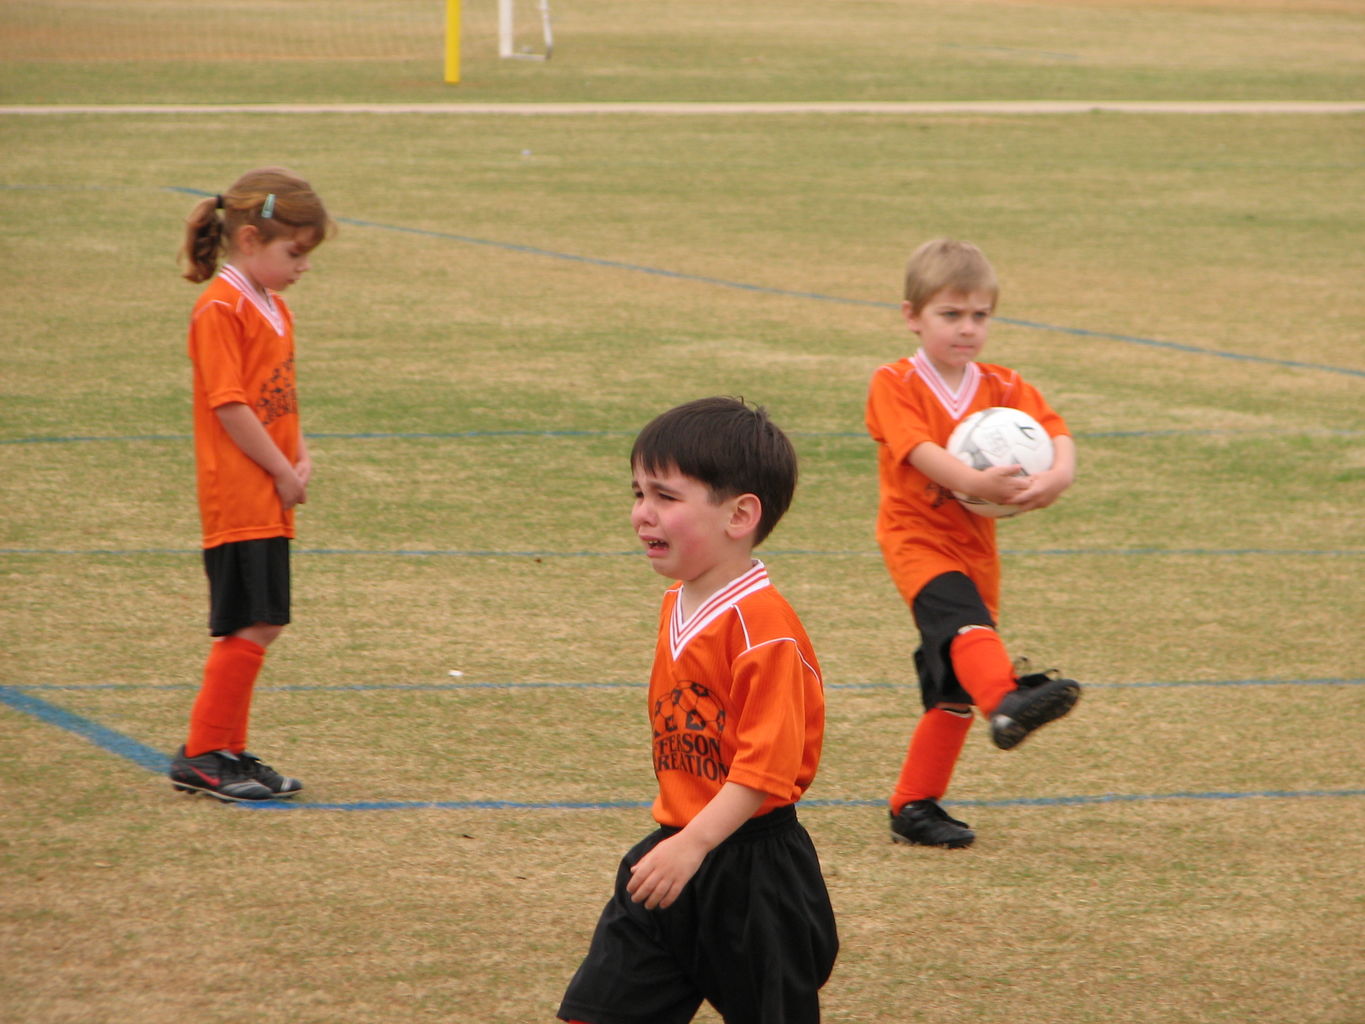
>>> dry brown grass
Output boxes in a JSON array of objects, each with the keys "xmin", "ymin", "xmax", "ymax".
[
  {"xmin": 1, "ymin": 0, "xmax": 1361, "ymax": 102},
  {"xmin": 3, "ymin": 5, "xmax": 1364, "ymax": 1020}
]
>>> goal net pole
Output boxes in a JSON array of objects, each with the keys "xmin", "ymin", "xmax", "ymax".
[
  {"xmin": 499, "ymin": 0, "xmax": 553, "ymax": 61},
  {"xmin": 444, "ymin": 0, "xmax": 460, "ymax": 82},
  {"xmin": 446, "ymin": 0, "xmax": 553, "ymax": 81}
]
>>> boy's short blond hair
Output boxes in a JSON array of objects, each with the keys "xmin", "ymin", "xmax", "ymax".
[{"xmin": 903, "ymin": 238, "xmax": 999, "ymax": 314}]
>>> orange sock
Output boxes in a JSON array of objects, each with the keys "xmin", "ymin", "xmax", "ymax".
[
  {"xmin": 950, "ymin": 626, "xmax": 1016, "ymax": 716},
  {"xmin": 227, "ymin": 653, "xmax": 259, "ymax": 753},
  {"xmin": 228, "ymin": 695, "xmax": 252, "ymax": 755},
  {"xmin": 186, "ymin": 635, "xmax": 265, "ymax": 757},
  {"xmin": 889, "ymin": 706, "xmax": 973, "ymax": 812}
]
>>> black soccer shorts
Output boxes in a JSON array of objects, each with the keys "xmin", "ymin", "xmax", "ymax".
[
  {"xmin": 203, "ymin": 537, "xmax": 291, "ymax": 637},
  {"xmin": 911, "ymin": 570, "xmax": 997, "ymax": 710},
  {"xmin": 558, "ymin": 804, "xmax": 838, "ymax": 1024}
]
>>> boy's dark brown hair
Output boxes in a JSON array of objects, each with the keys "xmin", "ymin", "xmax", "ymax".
[{"xmin": 631, "ymin": 396, "xmax": 798, "ymax": 545}]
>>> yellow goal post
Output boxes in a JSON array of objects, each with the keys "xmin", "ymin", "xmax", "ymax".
[
  {"xmin": 445, "ymin": 0, "xmax": 552, "ymax": 81},
  {"xmin": 445, "ymin": 0, "xmax": 461, "ymax": 82}
]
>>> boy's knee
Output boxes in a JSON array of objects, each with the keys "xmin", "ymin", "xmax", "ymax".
[{"xmin": 236, "ymin": 622, "xmax": 285, "ymax": 648}]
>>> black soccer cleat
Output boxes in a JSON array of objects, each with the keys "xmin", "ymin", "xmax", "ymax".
[
  {"xmin": 239, "ymin": 751, "xmax": 303, "ymax": 797},
  {"xmin": 989, "ymin": 675, "xmax": 1081, "ymax": 750},
  {"xmin": 890, "ymin": 799, "xmax": 975, "ymax": 849},
  {"xmin": 169, "ymin": 746, "xmax": 274, "ymax": 802}
]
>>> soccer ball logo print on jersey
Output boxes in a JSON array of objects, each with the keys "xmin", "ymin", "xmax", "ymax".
[
  {"xmin": 652, "ymin": 681, "xmax": 727, "ymax": 738},
  {"xmin": 652, "ymin": 681, "xmax": 729, "ymax": 784}
]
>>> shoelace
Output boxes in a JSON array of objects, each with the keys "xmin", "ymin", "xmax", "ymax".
[{"xmin": 238, "ymin": 753, "xmax": 274, "ymax": 781}]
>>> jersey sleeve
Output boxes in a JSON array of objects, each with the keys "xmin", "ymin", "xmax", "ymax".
[
  {"xmin": 724, "ymin": 637, "xmax": 819, "ymax": 800},
  {"xmin": 1008, "ymin": 377, "xmax": 1070, "ymax": 439},
  {"xmin": 189, "ymin": 300, "xmax": 250, "ymax": 410},
  {"xmin": 867, "ymin": 364, "xmax": 935, "ymax": 466}
]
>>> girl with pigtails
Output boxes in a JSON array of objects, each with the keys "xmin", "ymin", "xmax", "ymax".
[{"xmin": 169, "ymin": 167, "xmax": 334, "ymax": 802}]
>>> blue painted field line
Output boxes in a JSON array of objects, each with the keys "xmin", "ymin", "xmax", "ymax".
[
  {"xmin": 235, "ymin": 789, "xmax": 1365, "ymax": 813},
  {"xmin": 815, "ymin": 789, "xmax": 1365, "ymax": 811},
  {"xmin": 4, "ymin": 546, "xmax": 1362, "ymax": 559},
  {"xmin": 13, "ymin": 677, "xmax": 1364, "ymax": 694},
  {"xmin": 4, "ymin": 684, "xmax": 1359, "ymax": 812},
  {"xmin": 10, "ymin": 426, "xmax": 1361, "ymax": 446},
  {"xmin": 2, "ymin": 429, "xmax": 633, "ymax": 445},
  {"xmin": 162, "ymin": 185, "xmax": 1365, "ymax": 380},
  {"xmin": 0, "ymin": 685, "xmax": 171, "ymax": 774}
]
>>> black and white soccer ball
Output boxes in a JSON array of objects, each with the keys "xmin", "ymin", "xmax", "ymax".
[{"xmin": 945, "ymin": 406, "xmax": 1054, "ymax": 518}]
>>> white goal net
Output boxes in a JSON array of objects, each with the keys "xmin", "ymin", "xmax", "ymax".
[
  {"xmin": 498, "ymin": 0, "xmax": 553, "ymax": 61},
  {"xmin": 1, "ymin": 1, "xmax": 442, "ymax": 63}
]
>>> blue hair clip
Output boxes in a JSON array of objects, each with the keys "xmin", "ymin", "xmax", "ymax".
[{"xmin": 261, "ymin": 193, "xmax": 276, "ymax": 220}]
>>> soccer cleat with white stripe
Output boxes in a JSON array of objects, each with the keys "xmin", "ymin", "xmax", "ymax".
[
  {"xmin": 989, "ymin": 674, "xmax": 1081, "ymax": 750},
  {"xmin": 169, "ymin": 747, "xmax": 274, "ymax": 802},
  {"xmin": 238, "ymin": 751, "xmax": 304, "ymax": 797}
]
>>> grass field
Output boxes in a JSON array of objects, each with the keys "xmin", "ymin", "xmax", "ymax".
[
  {"xmin": 3, "ymin": 0, "xmax": 1364, "ymax": 104},
  {"xmin": 2, "ymin": 2, "xmax": 1364, "ymax": 1023}
]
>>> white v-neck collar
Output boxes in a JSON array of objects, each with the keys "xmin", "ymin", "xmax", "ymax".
[
  {"xmin": 669, "ymin": 560, "xmax": 770, "ymax": 659},
  {"xmin": 913, "ymin": 348, "xmax": 980, "ymax": 420},
  {"xmin": 220, "ymin": 264, "xmax": 285, "ymax": 336}
]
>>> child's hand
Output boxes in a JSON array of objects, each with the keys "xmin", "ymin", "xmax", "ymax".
[
  {"xmin": 967, "ymin": 464, "xmax": 1031, "ymax": 506},
  {"xmin": 214, "ymin": 403, "xmax": 311, "ymax": 509},
  {"xmin": 1009, "ymin": 466, "xmax": 1070, "ymax": 513},
  {"xmin": 274, "ymin": 467, "xmax": 308, "ymax": 509},
  {"xmin": 627, "ymin": 833, "xmax": 707, "ymax": 910},
  {"xmin": 1007, "ymin": 436, "xmax": 1076, "ymax": 513}
]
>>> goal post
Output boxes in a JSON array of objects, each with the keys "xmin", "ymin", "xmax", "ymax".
[
  {"xmin": 444, "ymin": 0, "xmax": 460, "ymax": 82},
  {"xmin": 444, "ymin": 0, "xmax": 553, "ymax": 83},
  {"xmin": 499, "ymin": 0, "xmax": 553, "ymax": 61}
]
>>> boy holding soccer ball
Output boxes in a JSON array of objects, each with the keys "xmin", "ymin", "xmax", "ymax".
[
  {"xmin": 558, "ymin": 397, "xmax": 838, "ymax": 1024},
  {"xmin": 866, "ymin": 238, "xmax": 1080, "ymax": 849}
]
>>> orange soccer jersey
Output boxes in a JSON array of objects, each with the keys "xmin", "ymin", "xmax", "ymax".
[
  {"xmin": 647, "ymin": 562, "xmax": 825, "ymax": 829},
  {"xmin": 866, "ymin": 349, "xmax": 1069, "ymax": 618},
  {"xmin": 188, "ymin": 265, "xmax": 300, "ymax": 549}
]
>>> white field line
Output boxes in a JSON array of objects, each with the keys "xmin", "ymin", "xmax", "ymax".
[{"xmin": 2, "ymin": 101, "xmax": 1363, "ymax": 116}]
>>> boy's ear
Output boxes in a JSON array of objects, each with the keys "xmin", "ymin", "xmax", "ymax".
[
  {"xmin": 901, "ymin": 300, "xmax": 922, "ymax": 334},
  {"xmin": 727, "ymin": 494, "xmax": 762, "ymax": 540}
]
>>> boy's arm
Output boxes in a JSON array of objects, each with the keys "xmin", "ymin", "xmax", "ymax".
[
  {"xmin": 626, "ymin": 782, "xmax": 768, "ymax": 910},
  {"xmin": 215, "ymin": 402, "xmax": 307, "ymax": 509},
  {"xmin": 909, "ymin": 441, "xmax": 1031, "ymax": 506},
  {"xmin": 1010, "ymin": 434, "xmax": 1075, "ymax": 512},
  {"xmin": 295, "ymin": 426, "xmax": 313, "ymax": 488}
]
